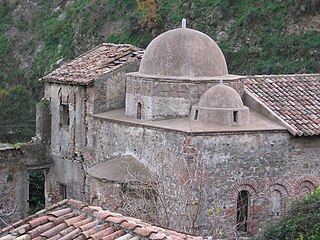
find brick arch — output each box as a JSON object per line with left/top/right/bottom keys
{"left": 260, "top": 179, "right": 291, "bottom": 199}
{"left": 293, "top": 177, "right": 318, "bottom": 196}
{"left": 231, "top": 179, "right": 258, "bottom": 199}
{"left": 270, "top": 183, "right": 289, "bottom": 198}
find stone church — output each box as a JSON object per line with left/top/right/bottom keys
{"left": 35, "top": 25, "right": 320, "bottom": 236}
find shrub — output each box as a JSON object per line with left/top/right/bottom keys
{"left": 256, "top": 187, "right": 320, "bottom": 240}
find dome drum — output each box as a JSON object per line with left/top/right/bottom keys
{"left": 190, "top": 105, "right": 249, "bottom": 127}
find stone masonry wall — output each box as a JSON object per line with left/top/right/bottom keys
{"left": 88, "top": 118, "right": 320, "bottom": 236}
{"left": 92, "top": 62, "right": 140, "bottom": 115}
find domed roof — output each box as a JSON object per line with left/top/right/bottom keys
{"left": 139, "top": 28, "right": 228, "bottom": 77}
{"left": 87, "top": 155, "right": 156, "bottom": 183}
{"left": 199, "top": 84, "right": 244, "bottom": 108}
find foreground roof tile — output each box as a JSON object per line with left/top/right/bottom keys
{"left": 0, "top": 199, "right": 202, "bottom": 240}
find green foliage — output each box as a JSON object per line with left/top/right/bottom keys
{"left": 28, "top": 171, "right": 45, "bottom": 214}
{"left": 256, "top": 187, "right": 320, "bottom": 240}
{"left": 0, "top": 85, "right": 35, "bottom": 142}
{"left": 0, "top": 85, "right": 34, "bottom": 124}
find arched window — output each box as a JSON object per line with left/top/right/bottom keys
{"left": 299, "top": 186, "right": 311, "bottom": 198}
{"left": 237, "top": 190, "right": 249, "bottom": 232}
{"left": 270, "top": 190, "right": 282, "bottom": 216}
{"left": 137, "top": 102, "right": 142, "bottom": 119}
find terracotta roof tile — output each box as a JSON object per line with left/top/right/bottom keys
{"left": 67, "top": 199, "right": 87, "bottom": 209}
{"left": 0, "top": 199, "right": 202, "bottom": 240}
{"left": 81, "top": 228, "right": 98, "bottom": 238}
{"left": 101, "top": 229, "right": 124, "bottom": 240}
{"left": 59, "top": 228, "right": 81, "bottom": 240}
{"left": 60, "top": 225, "right": 76, "bottom": 236}
{"left": 10, "top": 224, "right": 31, "bottom": 236}
{"left": 105, "top": 216, "right": 127, "bottom": 224}
{"left": 48, "top": 212, "right": 78, "bottom": 225}
{"left": 245, "top": 74, "right": 320, "bottom": 136}
{"left": 90, "top": 226, "right": 116, "bottom": 240}
{"left": 28, "top": 216, "right": 49, "bottom": 229}
{"left": 64, "top": 215, "right": 86, "bottom": 226}
{"left": 40, "top": 43, "right": 143, "bottom": 85}
{"left": 149, "top": 232, "right": 167, "bottom": 240}
{"left": 40, "top": 222, "right": 67, "bottom": 238}
{"left": 92, "top": 211, "right": 113, "bottom": 219}
{"left": 74, "top": 235, "right": 87, "bottom": 240}
{"left": 129, "top": 236, "right": 141, "bottom": 240}
{"left": 15, "top": 235, "right": 31, "bottom": 240}
{"left": 73, "top": 217, "right": 94, "bottom": 228}
{"left": 133, "top": 226, "right": 155, "bottom": 237}
{"left": 79, "top": 220, "right": 99, "bottom": 231}
{"left": 117, "top": 233, "right": 134, "bottom": 240}
{"left": 120, "top": 221, "right": 140, "bottom": 230}
{"left": 47, "top": 234, "right": 62, "bottom": 240}
{"left": 48, "top": 207, "right": 72, "bottom": 217}
{"left": 28, "top": 222, "right": 55, "bottom": 238}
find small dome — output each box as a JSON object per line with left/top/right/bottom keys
{"left": 199, "top": 84, "right": 244, "bottom": 108}
{"left": 139, "top": 28, "right": 228, "bottom": 77}
{"left": 87, "top": 155, "right": 156, "bottom": 183}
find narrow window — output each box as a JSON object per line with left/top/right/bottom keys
{"left": 137, "top": 102, "right": 142, "bottom": 119}
{"left": 233, "top": 111, "right": 238, "bottom": 123}
{"left": 59, "top": 183, "right": 67, "bottom": 199}
{"left": 61, "top": 104, "right": 70, "bottom": 126}
{"left": 194, "top": 110, "right": 199, "bottom": 120}
{"left": 237, "top": 190, "right": 249, "bottom": 232}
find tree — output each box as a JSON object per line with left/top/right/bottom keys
{"left": 0, "top": 85, "right": 35, "bottom": 142}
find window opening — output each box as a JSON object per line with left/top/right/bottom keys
{"left": 237, "top": 190, "right": 249, "bottom": 232}
{"left": 233, "top": 111, "right": 238, "bottom": 123}
{"left": 59, "top": 183, "right": 67, "bottom": 199}
{"left": 194, "top": 110, "right": 199, "bottom": 120}
{"left": 137, "top": 102, "right": 142, "bottom": 119}
{"left": 28, "top": 170, "right": 45, "bottom": 214}
{"left": 61, "top": 104, "right": 70, "bottom": 126}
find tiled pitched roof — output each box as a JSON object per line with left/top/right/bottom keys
{"left": 0, "top": 199, "right": 202, "bottom": 240}
{"left": 40, "top": 43, "right": 143, "bottom": 85}
{"left": 245, "top": 74, "right": 320, "bottom": 136}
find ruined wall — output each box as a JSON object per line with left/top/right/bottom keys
{"left": 45, "top": 156, "right": 85, "bottom": 205}
{"left": 88, "top": 119, "right": 320, "bottom": 235}
{"left": 125, "top": 74, "right": 245, "bottom": 120}
{"left": 0, "top": 143, "right": 49, "bottom": 227}
{"left": 43, "top": 83, "right": 87, "bottom": 159}
{"left": 0, "top": 147, "right": 28, "bottom": 227}
{"left": 43, "top": 63, "right": 141, "bottom": 204}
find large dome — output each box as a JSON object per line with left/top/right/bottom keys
{"left": 139, "top": 28, "right": 228, "bottom": 77}
{"left": 199, "top": 84, "right": 244, "bottom": 108}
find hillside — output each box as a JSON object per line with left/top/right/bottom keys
{"left": 0, "top": 0, "right": 319, "bottom": 141}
